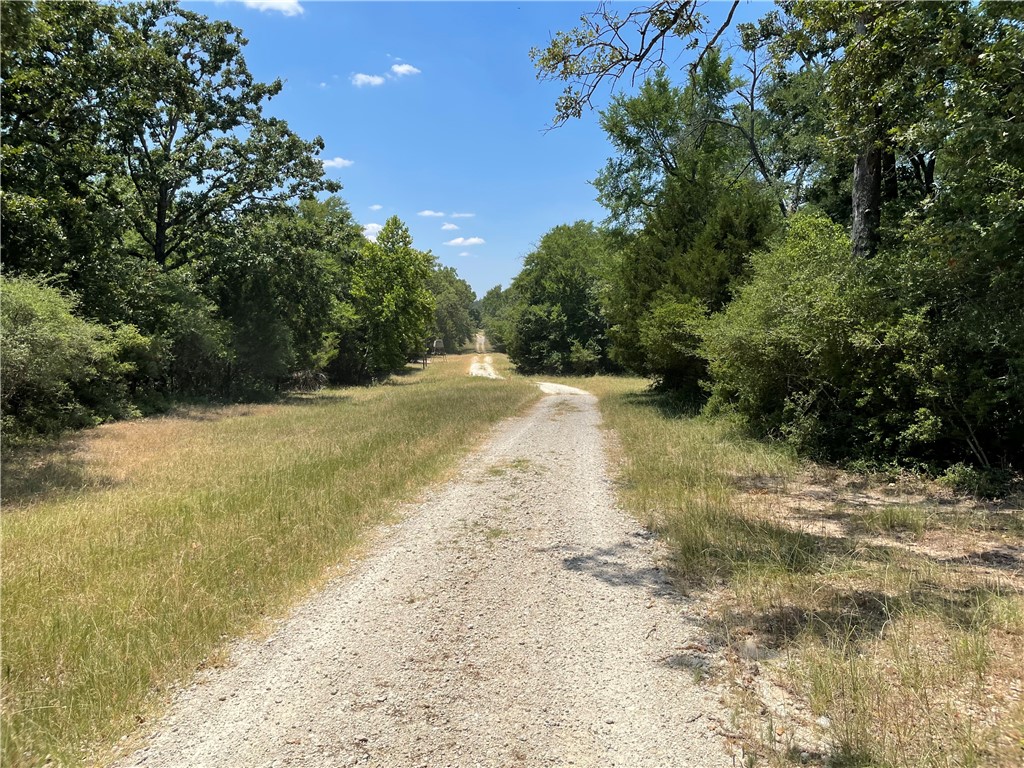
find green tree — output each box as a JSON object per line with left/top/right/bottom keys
{"left": 428, "top": 266, "right": 477, "bottom": 353}
{"left": 1, "top": 0, "right": 127, "bottom": 316}
{"left": 333, "top": 217, "right": 436, "bottom": 382}
{"left": 477, "top": 284, "right": 514, "bottom": 352}
{"left": 103, "top": 1, "right": 337, "bottom": 268}
{"left": 505, "top": 222, "right": 613, "bottom": 375}
{"left": 204, "top": 197, "right": 362, "bottom": 396}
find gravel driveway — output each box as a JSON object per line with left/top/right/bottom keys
{"left": 116, "top": 385, "right": 732, "bottom": 768}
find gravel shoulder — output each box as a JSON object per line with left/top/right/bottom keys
{"left": 115, "top": 387, "right": 732, "bottom": 768}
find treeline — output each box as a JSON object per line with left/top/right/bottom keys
{"left": 488, "top": 1, "right": 1023, "bottom": 483}
{"left": 1, "top": 2, "right": 477, "bottom": 442}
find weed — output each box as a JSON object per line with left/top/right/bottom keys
{"left": 857, "top": 504, "right": 929, "bottom": 537}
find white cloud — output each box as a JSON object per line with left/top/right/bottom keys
{"left": 241, "top": 0, "right": 303, "bottom": 16}
{"left": 450, "top": 212, "right": 475, "bottom": 218}
{"left": 351, "top": 73, "right": 386, "bottom": 88}
{"left": 321, "top": 157, "right": 354, "bottom": 169}
{"left": 319, "top": 82, "right": 327, "bottom": 89}
{"left": 441, "top": 222, "right": 459, "bottom": 231}
{"left": 363, "top": 223, "right": 383, "bottom": 241}
{"left": 390, "top": 63, "right": 421, "bottom": 77}
{"left": 418, "top": 210, "right": 445, "bottom": 217}
{"left": 444, "top": 237, "right": 485, "bottom": 246}
{"left": 369, "top": 204, "right": 383, "bottom": 211}
{"left": 459, "top": 252, "right": 472, "bottom": 257}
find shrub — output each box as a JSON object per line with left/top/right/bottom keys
{"left": 1, "top": 276, "right": 154, "bottom": 441}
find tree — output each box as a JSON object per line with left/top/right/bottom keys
{"left": 530, "top": 1, "right": 739, "bottom": 126}
{"left": 102, "top": 2, "right": 338, "bottom": 268}
{"left": 333, "top": 217, "right": 436, "bottom": 382}
{"left": 1, "top": 0, "right": 124, "bottom": 295}
{"left": 203, "top": 196, "right": 363, "bottom": 396}
{"left": 428, "top": 266, "right": 477, "bottom": 353}
{"left": 505, "top": 222, "right": 613, "bottom": 375}
{"left": 477, "top": 285, "right": 514, "bottom": 352}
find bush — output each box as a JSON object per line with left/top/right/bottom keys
{"left": 702, "top": 211, "right": 859, "bottom": 455}
{"left": 637, "top": 294, "right": 707, "bottom": 392}
{"left": 703, "top": 209, "right": 1024, "bottom": 472}
{"left": 1, "top": 276, "right": 155, "bottom": 441}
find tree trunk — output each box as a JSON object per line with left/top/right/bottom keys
{"left": 881, "top": 149, "right": 898, "bottom": 204}
{"left": 850, "top": 12, "right": 882, "bottom": 260}
{"left": 851, "top": 144, "right": 881, "bottom": 259}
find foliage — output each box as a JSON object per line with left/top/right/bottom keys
{"left": 331, "top": 217, "right": 436, "bottom": 383}
{"left": 703, "top": 210, "right": 1023, "bottom": 469}
{"left": 477, "top": 284, "right": 514, "bottom": 352}
{"left": 599, "top": 54, "right": 781, "bottom": 388}
{"left": 1, "top": 3, "right": 468, "bottom": 439}
{"left": 504, "top": 221, "right": 613, "bottom": 375}
{"left": 536, "top": 1, "right": 1023, "bottom": 475}
{"left": 428, "top": 265, "right": 477, "bottom": 353}
{"left": 0, "top": 277, "right": 156, "bottom": 442}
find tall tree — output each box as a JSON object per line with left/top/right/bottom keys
{"left": 103, "top": 1, "right": 338, "bottom": 268}
{"left": 337, "top": 217, "right": 436, "bottom": 382}
{"left": 428, "top": 266, "right": 477, "bottom": 353}
{"left": 505, "top": 221, "right": 613, "bottom": 375}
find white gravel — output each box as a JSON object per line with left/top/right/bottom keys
{"left": 114, "top": 386, "right": 732, "bottom": 768}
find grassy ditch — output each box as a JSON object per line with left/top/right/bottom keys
{"left": 554, "top": 375, "right": 1023, "bottom": 768}
{"left": 1, "top": 355, "right": 538, "bottom": 767}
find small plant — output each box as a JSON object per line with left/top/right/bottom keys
{"left": 858, "top": 505, "right": 929, "bottom": 537}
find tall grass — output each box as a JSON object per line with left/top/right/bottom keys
{"left": 1, "top": 357, "right": 538, "bottom": 766}
{"left": 549, "top": 374, "right": 1023, "bottom": 768}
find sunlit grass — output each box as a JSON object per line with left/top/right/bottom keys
{"left": 1, "top": 355, "right": 538, "bottom": 767}
{"left": 544, "top": 373, "right": 1024, "bottom": 768}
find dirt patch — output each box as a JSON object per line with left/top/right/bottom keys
{"left": 468, "top": 354, "right": 503, "bottom": 379}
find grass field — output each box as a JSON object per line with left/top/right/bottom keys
{"left": 549, "top": 374, "right": 1024, "bottom": 768}
{"left": 1, "top": 356, "right": 538, "bottom": 767}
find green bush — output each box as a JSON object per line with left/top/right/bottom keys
{"left": 1, "top": 276, "right": 155, "bottom": 441}
{"left": 637, "top": 294, "right": 707, "bottom": 392}
{"left": 703, "top": 209, "right": 1023, "bottom": 471}
{"left": 702, "top": 211, "right": 859, "bottom": 454}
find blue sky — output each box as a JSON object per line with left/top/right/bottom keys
{"left": 185, "top": 1, "right": 766, "bottom": 296}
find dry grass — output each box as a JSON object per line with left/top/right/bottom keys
{"left": 1, "top": 355, "right": 538, "bottom": 767}
{"left": 547, "top": 374, "right": 1024, "bottom": 768}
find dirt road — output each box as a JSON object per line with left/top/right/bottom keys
{"left": 116, "top": 385, "right": 731, "bottom": 767}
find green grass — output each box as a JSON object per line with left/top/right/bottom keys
{"left": 1, "top": 356, "right": 538, "bottom": 767}
{"left": 857, "top": 504, "right": 930, "bottom": 537}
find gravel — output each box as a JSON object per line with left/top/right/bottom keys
{"left": 114, "top": 386, "right": 732, "bottom": 768}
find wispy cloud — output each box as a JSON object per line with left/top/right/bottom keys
{"left": 444, "top": 237, "right": 485, "bottom": 246}
{"left": 459, "top": 252, "right": 472, "bottom": 257}
{"left": 418, "top": 210, "right": 445, "bottom": 217}
{"left": 321, "top": 156, "right": 354, "bottom": 169}
{"left": 391, "top": 64, "right": 421, "bottom": 77}
{"left": 351, "top": 73, "right": 386, "bottom": 88}
{"left": 241, "top": 0, "right": 304, "bottom": 16}
{"left": 441, "top": 222, "right": 459, "bottom": 231}
{"left": 450, "top": 212, "right": 475, "bottom": 218}
{"left": 369, "top": 204, "right": 383, "bottom": 211}
{"left": 363, "top": 223, "right": 383, "bottom": 241}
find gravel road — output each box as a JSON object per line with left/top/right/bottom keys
{"left": 116, "top": 385, "right": 732, "bottom": 768}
